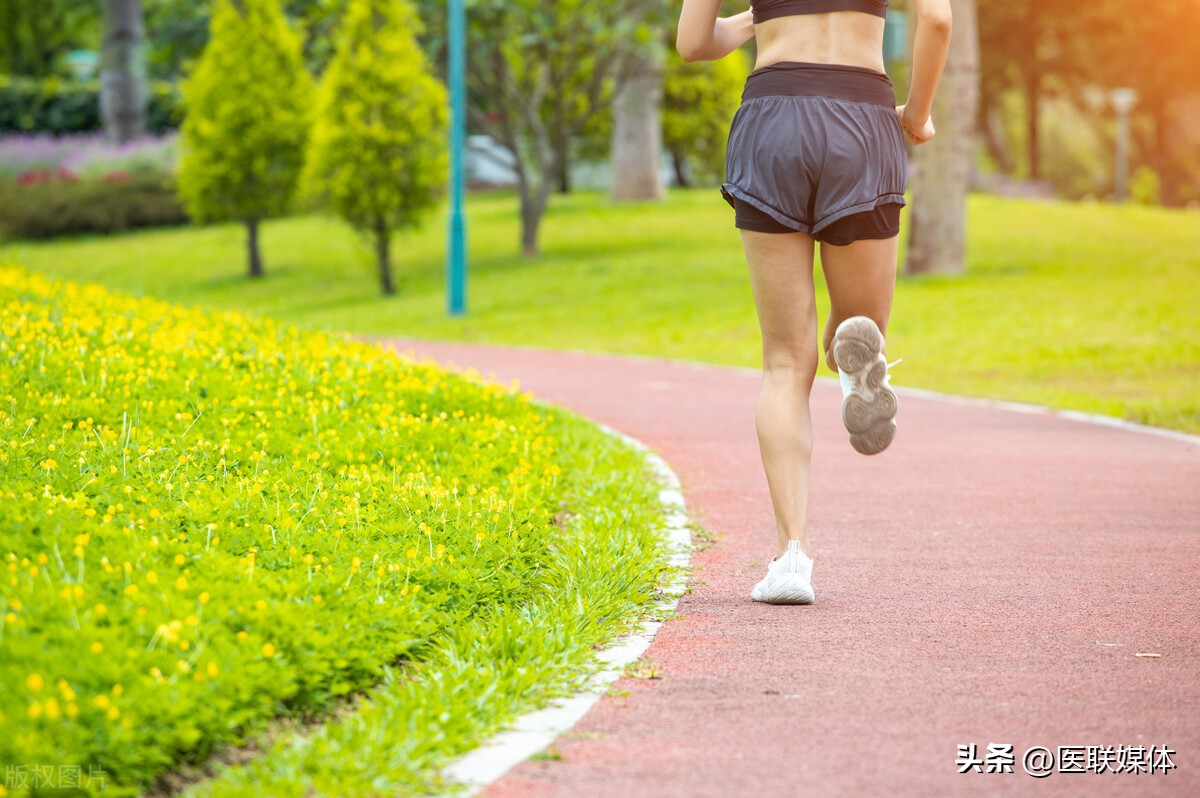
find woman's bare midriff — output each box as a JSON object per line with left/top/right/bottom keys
{"left": 754, "top": 12, "right": 886, "bottom": 73}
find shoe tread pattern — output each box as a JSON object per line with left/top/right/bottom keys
{"left": 834, "top": 317, "right": 898, "bottom": 456}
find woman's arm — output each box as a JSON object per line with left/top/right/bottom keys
{"left": 677, "top": 2, "right": 755, "bottom": 62}
{"left": 898, "top": 0, "right": 952, "bottom": 144}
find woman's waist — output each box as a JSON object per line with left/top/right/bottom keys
{"left": 741, "top": 61, "right": 896, "bottom": 107}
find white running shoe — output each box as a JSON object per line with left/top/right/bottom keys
{"left": 832, "top": 316, "right": 899, "bottom": 456}
{"left": 751, "top": 540, "right": 815, "bottom": 605}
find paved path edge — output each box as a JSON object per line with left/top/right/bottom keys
{"left": 440, "top": 422, "right": 693, "bottom": 795}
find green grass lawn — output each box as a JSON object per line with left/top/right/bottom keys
{"left": 4, "top": 189, "right": 1198, "bottom": 433}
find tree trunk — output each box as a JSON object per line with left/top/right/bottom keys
{"left": 100, "top": 0, "right": 147, "bottom": 144}
{"left": 1152, "top": 104, "right": 1175, "bottom": 206}
{"left": 1024, "top": 1, "right": 1039, "bottom": 180}
{"left": 1025, "top": 70, "right": 1040, "bottom": 180}
{"left": 610, "top": 41, "right": 664, "bottom": 201}
{"left": 979, "top": 104, "right": 1008, "bottom": 174}
{"left": 376, "top": 223, "right": 396, "bottom": 295}
{"left": 554, "top": 136, "right": 571, "bottom": 194}
{"left": 518, "top": 174, "right": 553, "bottom": 257}
{"left": 672, "top": 151, "right": 692, "bottom": 188}
{"left": 246, "top": 218, "right": 264, "bottom": 279}
{"left": 906, "top": 0, "right": 979, "bottom": 276}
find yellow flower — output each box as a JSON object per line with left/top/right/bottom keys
{"left": 262, "top": 643, "right": 276, "bottom": 658}
{"left": 26, "top": 673, "right": 44, "bottom": 691}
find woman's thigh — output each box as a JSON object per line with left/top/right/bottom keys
{"left": 740, "top": 229, "right": 820, "bottom": 375}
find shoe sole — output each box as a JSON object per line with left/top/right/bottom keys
{"left": 752, "top": 574, "right": 815, "bottom": 605}
{"left": 833, "top": 317, "right": 898, "bottom": 456}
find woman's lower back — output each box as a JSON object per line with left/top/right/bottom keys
{"left": 754, "top": 11, "right": 887, "bottom": 72}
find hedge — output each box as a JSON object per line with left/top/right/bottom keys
{"left": 0, "top": 76, "right": 182, "bottom": 135}
{"left": 0, "top": 173, "right": 189, "bottom": 240}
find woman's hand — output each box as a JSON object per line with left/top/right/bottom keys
{"left": 897, "top": 104, "right": 936, "bottom": 145}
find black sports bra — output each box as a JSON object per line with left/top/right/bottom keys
{"left": 752, "top": 0, "right": 887, "bottom": 24}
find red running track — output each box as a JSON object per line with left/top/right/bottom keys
{"left": 370, "top": 337, "right": 1199, "bottom": 798}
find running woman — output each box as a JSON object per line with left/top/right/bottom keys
{"left": 677, "top": 0, "right": 951, "bottom": 604}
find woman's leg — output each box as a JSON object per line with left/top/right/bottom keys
{"left": 740, "top": 229, "right": 819, "bottom": 559}
{"left": 818, "top": 234, "right": 900, "bottom": 373}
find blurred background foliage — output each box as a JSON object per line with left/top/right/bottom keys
{"left": 1, "top": 0, "right": 1197, "bottom": 204}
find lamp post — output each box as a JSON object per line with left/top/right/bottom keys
{"left": 1109, "top": 87, "right": 1138, "bottom": 203}
{"left": 447, "top": 0, "right": 467, "bottom": 315}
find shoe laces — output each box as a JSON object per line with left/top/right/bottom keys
{"left": 882, "top": 357, "right": 902, "bottom": 385}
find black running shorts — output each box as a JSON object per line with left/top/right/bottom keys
{"left": 721, "top": 61, "right": 908, "bottom": 244}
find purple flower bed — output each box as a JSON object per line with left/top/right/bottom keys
{"left": 0, "top": 132, "right": 178, "bottom": 182}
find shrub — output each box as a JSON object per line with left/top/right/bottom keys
{"left": 662, "top": 47, "right": 747, "bottom": 187}
{"left": 0, "top": 172, "right": 189, "bottom": 240}
{"left": 302, "top": 0, "right": 448, "bottom": 296}
{"left": 0, "top": 75, "right": 181, "bottom": 135}
{"left": 1130, "top": 165, "right": 1162, "bottom": 206}
{"left": 178, "top": 0, "right": 315, "bottom": 279}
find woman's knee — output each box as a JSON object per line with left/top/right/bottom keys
{"left": 761, "top": 349, "right": 819, "bottom": 383}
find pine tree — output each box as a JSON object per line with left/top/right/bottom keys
{"left": 178, "top": 0, "right": 314, "bottom": 279}
{"left": 302, "top": 0, "right": 447, "bottom": 296}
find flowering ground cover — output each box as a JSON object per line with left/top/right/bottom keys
{"left": 0, "top": 265, "right": 669, "bottom": 795}
{"left": 0, "top": 133, "right": 179, "bottom": 182}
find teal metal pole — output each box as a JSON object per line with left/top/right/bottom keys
{"left": 447, "top": 0, "right": 467, "bottom": 315}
